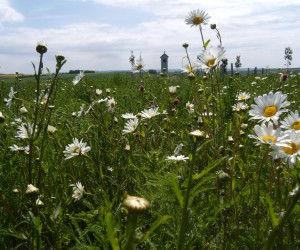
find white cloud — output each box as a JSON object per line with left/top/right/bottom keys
{"left": 0, "top": 0, "right": 24, "bottom": 26}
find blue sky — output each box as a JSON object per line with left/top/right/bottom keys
{"left": 0, "top": 0, "right": 299, "bottom": 73}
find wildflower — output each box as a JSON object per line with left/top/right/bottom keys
{"left": 270, "top": 131, "right": 300, "bottom": 166}
{"left": 169, "top": 86, "right": 177, "bottom": 94}
{"left": 132, "top": 58, "right": 145, "bottom": 73}
{"left": 249, "top": 91, "right": 290, "bottom": 125}
{"left": 174, "top": 143, "right": 184, "bottom": 156}
{"left": 26, "top": 184, "right": 39, "bottom": 194}
{"left": 248, "top": 123, "right": 289, "bottom": 145}
{"left": 106, "top": 98, "right": 116, "bottom": 112}
{"left": 182, "top": 43, "right": 189, "bottom": 48}
{"left": 280, "top": 73, "right": 288, "bottom": 82}
{"left": 140, "top": 107, "right": 160, "bottom": 119}
{"left": 210, "top": 23, "right": 217, "bottom": 29}
{"left": 0, "top": 111, "right": 5, "bottom": 123}
{"left": 280, "top": 111, "right": 300, "bottom": 131}
{"left": 121, "top": 113, "right": 137, "bottom": 119}
{"left": 123, "top": 195, "right": 150, "bottom": 214}
{"left": 5, "top": 87, "right": 16, "bottom": 108}
{"left": 9, "top": 144, "right": 26, "bottom": 152}
{"left": 106, "top": 88, "right": 111, "bottom": 93}
{"left": 190, "top": 130, "right": 205, "bottom": 138}
{"left": 166, "top": 155, "right": 189, "bottom": 162}
{"left": 72, "top": 181, "right": 85, "bottom": 201}
{"left": 97, "top": 98, "right": 108, "bottom": 104}
{"left": 236, "top": 92, "right": 251, "bottom": 101}
{"left": 185, "top": 9, "right": 210, "bottom": 27}
{"left": 289, "top": 185, "right": 299, "bottom": 197}
{"left": 122, "top": 118, "right": 139, "bottom": 135}
{"left": 63, "top": 138, "right": 91, "bottom": 160}
{"left": 47, "top": 125, "right": 57, "bottom": 133}
{"left": 140, "top": 84, "right": 145, "bottom": 92}
{"left": 186, "top": 101, "right": 194, "bottom": 114}
{"left": 173, "top": 98, "right": 179, "bottom": 106}
{"left": 72, "top": 71, "right": 84, "bottom": 85}
{"left": 40, "top": 93, "right": 48, "bottom": 105}
{"left": 181, "top": 64, "right": 197, "bottom": 74}
{"left": 20, "top": 106, "right": 28, "bottom": 115}
{"left": 36, "top": 41, "right": 47, "bottom": 54}
{"left": 36, "top": 196, "right": 44, "bottom": 206}
{"left": 16, "top": 123, "right": 33, "bottom": 140}
{"left": 195, "top": 46, "right": 226, "bottom": 70}
{"left": 232, "top": 102, "right": 249, "bottom": 111}
{"left": 95, "top": 89, "right": 102, "bottom": 96}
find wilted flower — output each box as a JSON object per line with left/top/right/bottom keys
{"left": 63, "top": 138, "right": 91, "bottom": 160}
{"left": 123, "top": 195, "right": 150, "bottom": 214}
{"left": 185, "top": 9, "right": 210, "bottom": 27}
{"left": 72, "top": 181, "right": 85, "bottom": 201}
{"left": 249, "top": 91, "right": 290, "bottom": 125}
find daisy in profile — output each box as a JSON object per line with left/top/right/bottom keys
{"left": 5, "top": 87, "right": 16, "bottom": 108}
{"left": 122, "top": 118, "right": 139, "bottom": 135}
{"left": 63, "top": 138, "right": 91, "bottom": 160}
{"left": 195, "top": 46, "right": 226, "bottom": 70}
{"left": 236, "top": 92, "right": 251, "bottom": 101}
{"left": 280, "top": 110, "right": 300, "bottom": 131}
{"left": 132, "top": 58, "right": 145, "bottom": 73}
{"left": 106, "top": 98, "right": 116, "bottom": 112}
{"left": 269, "top": 131, "right": 300, "bottom": 166}
{"left": 166, "top": 155, "right": 189, "bottom": 162}
{"left": 248, "top": 123, "right": 289, "bottom": 146}
{"left": 121, "top": 113, "right": 137, "bottom": 119}
{"left": 140, "top": 107, "right": 160, "bottom": 119}
{"left": 185, "top": 9, "right": 210, "bottom": 27}
{"left": 16, "top": 122, "right": 33, "bottom": 140}
{"left": 72, "top": 181, "right": 85, "bottom": 201}
{"left": 249, "top": 91, "right": 290, "bottom": 125}
{"left": 181, "top": 64, "right": 197, "bottom": 74}
{"left": 232, "top": 102, "right": 249, "bottom": 112}
{"left": 72, "top": 71, "right": 85, "bottom": 85}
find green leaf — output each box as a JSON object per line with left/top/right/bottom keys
{"left": 105, "top": 213, "right": 120, "bottom": 250}
{"left": 139, "top": 215, "right": 171, "bottom": 244}
{"left": 203, "top": 39, "right": 211, "bottom": 49}
{"left": 193, "top": 157, "right": 226, "bottom": 180}
{"left": 266, "top": 195, "right": 279, "bottom": 227}
{"left": 169, "top": 174, "right": 183, "bottom": 208}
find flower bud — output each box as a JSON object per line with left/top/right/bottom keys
{"left": 36, "top": 41, "right": 47, "bottom": 54}
{"left": 182, "top": 43, "right": 189, "bottom": 48}
{"left": 210, "top": 23, "right": 216, "bottom": 29}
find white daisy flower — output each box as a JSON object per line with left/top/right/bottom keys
{"left": 169, "top": 86, "right": 177, "bottom": 94}
{"left": 249, "top": 91, "right": 290, "bottom": 125}
{"left": 166, "top": 155, "right": 189, "bottom": 162}
{"left": 236, "top": 92, "right": 251, "bottom": 101}
{"left": 16, "top": 122, "right": 33, "bottom": 140}
{"left": 190, "top": 130, "right": 205, "bottom": 138}
{"left": 141, "top": 107, "right": 160, "bottom": 119}
{"left": 132, "top": 58, "right": 145, "bottom": 73}
{"left": 5, "top": 87, "right": 16, "bottom": 108}
{"left": 121, "top": 113, "right": 137, "bottom": 119}
{"left": 122, "top": 118, "right": 139, "bottom": 135}
{"left": 185, "top": 9, "right": 210, "bottom": 27}
{"left": 72, "top": 181, "right": 85, "bottom": 201}
{"left": 72, "top": 71, "right": 85, "bottom": 85}
{"left": 63, "top": 138, "right": 91, "bottom": 160}
{"left": 106, "top": 98, "right": 116, "bottom": 113}
{"left": 20, "top": 106, "right": 28, "bottom": 114}
{"left": 232, "top": 102, "right": 249, "bottom": 112}
{"left": 47, "top": 125, "right": 57, "bottom": 133}
{"left": 280, "top": 111, "right": 300, "bottom": 131}
{"left": 270, "top": 131, "right": 300, "bottom": 166}
{"left": 95, "top": 89, "right": 102, "bottom": 96}
{"left": 181, "top": 64, "right": 197, "bottom": 74}
{"left": 195, "top": 46, "right": 226, "bottom": 70}
{"left": 26, "top": 184, "right": 39, "bottom": 194}
{"left": 248, "top": 123, "right": 289, "bottom": 145}
{"left": 9, "top": 144, "right": 25, "bottom": 152}
{"left": 186, "top": 101, "right": 194, "bottom": 114}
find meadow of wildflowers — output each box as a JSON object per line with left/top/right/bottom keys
{"left": 1, "top": 9, "right": 300, "bottom": 250}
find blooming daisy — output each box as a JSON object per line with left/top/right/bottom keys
{"left": 280, "top": 111, "right": 300, "bottom": 131}
{"left": 5, "top": 87, "right": 16, "bottom": 108}
{"left": 140, "top": 107, "right": 160, "bottom": 119}
{"left": 185, "top": 9, "right": 210, "bottom": 27}
{"left": 169, "top": 86, "right": 177, "bottom": 94}
{"left": 195, "top": 46, "right": 226, "bottom": 70}
{"left": 121, "top": 113, "right": 137, "bottom": 119}
{"left": 132, "top": 58, "right": 145, "bottom": 73}
{"left": 72, "top": 181, "right": 85, "bottom": 201}
{"left": 269, "top": 131, "right": 300, "bottom": 166}
{"left": 166, "top": 155, "right": 189, "bottom": 162}
{"left": 106, "top": 98, "right": 116, "bottom": 113}
{"left": 236, "top": 92, "right": 251, "bottom": 101}
{"left": 181, "top": 64, "right": 197, "bottom": 74}
{"left": 190, "top": 130, "right": 205, "bottom": 138}
{"left": 232, "top": 102, "right": 249, "bottom": 112}
{"left": 16, "top": 123, "right": 33, "bottom": 140}
{"left": 249, "top": 91, "right": 290, "bottom": 125}
{"left": 248, "top": 123, "right": 289, "bottom": 146}
{"left": 122, "top": 118, "right": 139, "bottom": 135}
{"left": 186, "top": 101, "right": 194, "bottom": 114}
{"left": 63, "top": 138, "right": 91, "bottom": 160}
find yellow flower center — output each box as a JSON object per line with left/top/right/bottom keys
{"left": 283, "top": 142, "right": 299, "bottom": 155}
{"left": 292, "top": 121, "right": 300, "bottom": 130}
{"left": 263, "top": 105, "right": 277, "bottom": 117}
{"left": 110, "top": 102, "right": 115, "bottom": 108}
{"left": 263, "top": 135, "right": 276, "bottom": 143}
{"left": 72, "top": 146, "right": 80, "bottom": 154}
{"left": 136, "top": 65, "right": 143, "bottom": 70}
{"left": 207, "top": 58, "right": 216, "bottom": 67}
{"left": 193, "top": 16, "right": 203, "bottom": 25}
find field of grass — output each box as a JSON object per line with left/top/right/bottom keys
{"left": 1, "top": 60, "right": 300, "bottom": 249}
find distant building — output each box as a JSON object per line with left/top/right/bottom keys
{"left": 160, "top": 51, "right": 168, "bottom": 74}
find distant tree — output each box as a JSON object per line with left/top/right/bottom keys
{"left": 284, "top": 47, "right": 293, "bottom": 70}
{"left": 220, "top": 58, "right": 228, "bottom": 75}
{"left": 235, "top": 55, "right": 242, "bottom": 71}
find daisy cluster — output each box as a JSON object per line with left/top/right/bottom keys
{"left": 248, "top": 91, "right": 300, "bottom": 166}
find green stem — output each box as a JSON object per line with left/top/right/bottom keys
{"left": 124, "top": 214, "right": 138, "bottom": 250}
